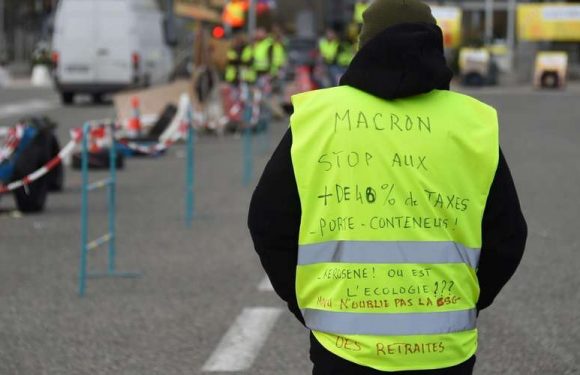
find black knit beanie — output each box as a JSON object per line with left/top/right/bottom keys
{"left": 359, "top": 0, "right": 436, "bottom": 48}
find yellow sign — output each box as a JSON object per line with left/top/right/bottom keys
{"left": 518, "top": 4, "right": 580, "bottom": 41}
{"left": 430, "top": 6, "right": 462, "bottom": 49}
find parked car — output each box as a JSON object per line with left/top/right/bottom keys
{"left": 52, "top": 0, "right": 176, "bottom": 104}
{"left": 0, "top": 118, "right": 64, "bottom": 213}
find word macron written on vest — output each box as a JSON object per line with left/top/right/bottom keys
{"left": 334, "top": 109, "right": 432, "bottom": 134}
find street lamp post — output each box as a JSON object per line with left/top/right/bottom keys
{"left": 506, "top": 0, "right": 516, "bottom": 71}
{"left": 248, "top": 0, "right": 256, "bottom": 40}
{"left": 0, "top": 0, "right": 4, "bottom": 56}
{"left": 485, "top": 0, "right": 494, "bottom": 44}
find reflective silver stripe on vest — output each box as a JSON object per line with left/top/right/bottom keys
{"left": 298, "top": 241, "right": 480, "bottom": 269}
{"left": 303, "top": 308, "right": 477, "bottom": 336}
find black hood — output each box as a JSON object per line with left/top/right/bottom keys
{"left": 340, "top": 23, "right": 453, "bottom": 100}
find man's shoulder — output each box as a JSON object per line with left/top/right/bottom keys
{"left": 441, "top": 90, "right": 497, "bottom": 113}
{"left": 291, "top": 86, "right": 350, "bottom": 107}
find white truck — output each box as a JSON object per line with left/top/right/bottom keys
{"left": 52, "top": 0, "right": 175, "bottom": 104}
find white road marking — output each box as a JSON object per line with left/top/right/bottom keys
{"left": 202, "top": 307, "right": 283, "bottom": 372}
{"left": 257, "top": 275, "right": 274, "bottom": 292}
{"left": 0, "top": 99, "right": 59, "bottom": 119}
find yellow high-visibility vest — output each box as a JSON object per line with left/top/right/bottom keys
{"left": 241, "top": 37, "right": 275, "bottom": 82}
{"left": 253, "top": 37, "right": 273, "bottom": 73}
{"left": 271, "top": 41, "right": 286, "bottom": 75}
{"left": 319, "top": 38, "right": 340, "bottom": 65}
{"left": 337, "top": 42, "right": 355, "bottom": 67}
{"left": 290, "top": 86, "right": 498, "bottom": 371}
{"left": 354, "top": 1, "right": 368, "bottom": 24}
{"left": 241, "top": 45, "right": 257, "bottom": 83}
{"left": 225, "top": 49, "right": 240, "bottom": 83}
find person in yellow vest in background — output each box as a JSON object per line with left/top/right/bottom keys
{"left": 354, "top": 0, "right": 371, "bottom": 28}
{"left": 225, "top": 33, "right": 247, "bottom": 85}
{"left": 335, "top": 35, "right": 355, "bottom": 82}
{"left": 249, "top": 0, "right": 527, "bottom": 374}
{"left": 318, "top": 28, "right": 340, "bottom": 87}
{"left": 319, "top": 28, "right": 340, "bottom": 66}
{"left": 270, "top": 25, "right": 287, "bottom": 79}
{"left": 241, "top": 27, "right": 281, "bottom": 86}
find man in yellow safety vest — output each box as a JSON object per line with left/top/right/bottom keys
{"left": 354, "top": 0, "right": 370, "bottom": 24}
{"left": 319, "top": 28, "right": 340, "bottom": 66}
{"left": 224, "top": 33, "right": 247, "bottom": 85}
{"left": 249, "top": 0, "right": 527, "bottom": 374}
{"left": 271, "top": 25, "right": 288, "bottom": 79}
{"left": 318, "top": 28, "right": 340, "bottom": 87}
{"left": 241, "top": 27, "right": 286, "bottom": 84}
{"left": 334, "top": 35, "right": 355, "bottom": 81}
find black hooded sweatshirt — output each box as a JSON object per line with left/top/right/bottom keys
{"left": 248, "top": 23, "right": 527, "bottom": 374}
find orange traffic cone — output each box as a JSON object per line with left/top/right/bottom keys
{"left": 127, "top": 96, "right": 142, "bottom": 138}
{"left": 296, "top": 66, "right": 315, "bottom": 93}
{"left": 89, "top": 126, "right": 106, "bottom": 153}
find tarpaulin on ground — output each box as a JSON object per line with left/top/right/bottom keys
{"left": 113, "top": 80, "right": 194, "bottom": 125}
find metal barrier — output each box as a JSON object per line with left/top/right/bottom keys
{"left": 242, "top": 86, "right": 255, "bottom": 187}
{"left": 185, "top": 106, "right": 196, "bottom": 227}
{"left": 241, "top": 82, "right": 272, "bottom": 187}
{"left": 79, "top": 121, "right": 139, "bottom": 297}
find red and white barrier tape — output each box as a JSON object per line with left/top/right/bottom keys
{"left": 117, "top": 119, "right": 188, "bottom": 156}
{"left": 0, "top": 129, "right": 81, "bottom": 194}
{"left": 0, "top": 98, "right": 245, "bottom": 194}
{"left": 201, "top": 87, "right": 263, "bottom": 130}
{"left": 0, "top": 124, "right": 24, "bottom": 163}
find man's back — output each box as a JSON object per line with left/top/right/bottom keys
{"left": 289, "top": 85, "right": 498, "bottom": 371}
{"left": 248, "top": 1, "right": 526, "bottom": 373}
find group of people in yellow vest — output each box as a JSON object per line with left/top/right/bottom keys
{"left": 223, "top": 1, "right": 370, "bottom": 88}
{"left": 224, "top": 27, "right": 286, "bottom": 87}
{"left": 318, "top": 0, "right": 370, "bottom": 86}
{"left": 225, "top": 28, "right": 356, "bottom": 89}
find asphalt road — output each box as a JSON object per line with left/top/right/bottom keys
{"left": 0, "top": 84, "right": 578, "bottom": 375}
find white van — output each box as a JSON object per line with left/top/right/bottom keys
{"left": 52, "top": 0, "right": 175, "bottom": 104}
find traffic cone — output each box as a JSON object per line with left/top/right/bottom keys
{"left": 89, "top": 126, "right": 106, "bottom": 153}
{"left": 296, "top": 66, "right": 315, "bottom": 93}
{"left": 127, "top": 96, "right": 142, "bottom": 138}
